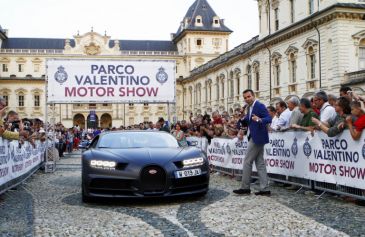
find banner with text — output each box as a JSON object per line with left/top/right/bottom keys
{"left": 207, "top": 131, "right": 365, "bottom": 190}
{"left": 0, "top": 138, "right": 45, "bottom": 188}
{"left": 47, "top": 59, "right": 176, "bottom": 103}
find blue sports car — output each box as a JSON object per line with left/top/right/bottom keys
{"left": 81, "top": 131, "right": 209, "bottom": 202}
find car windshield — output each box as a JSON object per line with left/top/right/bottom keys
{"left": 97, "top": 132, "right": 179, "bottom": 149}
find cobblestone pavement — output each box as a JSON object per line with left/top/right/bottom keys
{"left": 1, "top": 152, "right": 364, "bottom": 237}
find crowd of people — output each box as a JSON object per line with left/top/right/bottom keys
{"left": 165, "top": 86, "right": 365, "bottom": 144}
{"left": 0, "top": 97, "right": 47, "bottom": 147}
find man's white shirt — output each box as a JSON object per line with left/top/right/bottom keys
{"left": 276, "top": 108, "right": 292, "bottom": 130}
{"left": 320, "top": 102, "right": 337, "bottom": 124}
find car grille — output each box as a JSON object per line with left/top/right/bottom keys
{"left": 90, "top": 178, "right": 132, "bottom": 190}
{"left": 140, "top": 165, "right": 166, "bottom": 192}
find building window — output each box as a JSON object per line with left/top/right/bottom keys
{"left": 310, "top": 54, "right": 316, "bottom": 79}
{"left": 18, "top": 64, "right": 24, "bottom": 72}
{"left": 236, "top": 75, "right": 240, "bottom": 95}
{"left": 195, "top": 16, "right": 203, "bottom": 25}
{"left": 214, "top": 19, "right": 219, "bottom": 24}
{"left": 2, "top": 64, "right": 8, "bottom": 72}
{"left": 103, "top": 103, "right": 109, "bottom": 106}
{"left": 196, "top": 39, "right": 202, "bottom": 46}
{"left": 273, "top": 59, "right": 281, "bottom": 86}
{"left": 221, "top": 80, "right": 225, "bottom": 98}
{"left": 289, "top": 53, "right": 297, "bottom": 83}
{"left": 3, "top": 95, "right": 9, "bottom": 106}
{"left": 290, "top": 0, "right": 295, "bottom": 23}
{"left": 216, "top": 79, "right": 220, "bottom": 100}
{"left": 34, "top": 64, "right": 40, "bottom": 72}
{"left": 212, "top": 38, "right": 221, "bottom": 48}
{"left": 34, "top": 95, "right": 40, "bottom": 107}
{"left": 274, "top": 8, "right": 279, "bottom": 31}
{"left": 309, "top": 0, "right": 314, "bottom": 15}
{"left": 18, "top": 94, "right": 24, "bottom": 107}
{"left": 253, "top": 64, "right": 260, "bottom": 91}
{"left": 208, "top": 81, "right": 212, "bottom": 101}
{"left": 229, "top": 80, "right": 234, "bottom": 98}
{"left": 359, "top": 46, "right": 365, "bottom": 70}
{"left": 247, "top": 65, "right": 252, "bottom": 90}
{"left": 128, "top": 103, "right": 134, "bottom": 107}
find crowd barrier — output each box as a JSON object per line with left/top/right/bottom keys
{"left": 189, "top": 130, "right": 365, "bottom": 200}
{"left": 0, "top": 138, "right": 46, "bottom": 195}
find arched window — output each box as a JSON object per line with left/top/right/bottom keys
{"left": 189, "top": 86, "right": 193, "bottom": 106}
{"left": 308, "top": 47, "right": 316, "bottom": 79}
{"left": 285, "top": 46, "right": 298, "bottom": 84}
{"left": 302, "top": 38, "right": 318, "bottom": 80}
{"left": 234, "top": 68, "right": 241, "bottom": 96}
{"left": 252, "top": 62, "right": 260, "bottom": 92}
{"left": 272, "top": 52, "right": 282, "bottom": 87}
{"left": 208, "top": 79, "right": 212, "bottom": 101}
{"left": 216, "top": 77, "right": 220, "bottom": 100}
{"left": 359, "top": 39, "right": 365, "bottom": 69}
{"left": 289, "top": 53, "right": 297, "bottom": 83}
{"left": 219, "top": 74, "right": 225, "bottom": 99}
{"left": 247, "top": 65, "right": 252, "bottom": 89}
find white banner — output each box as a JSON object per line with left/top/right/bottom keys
{"left": 0, "top": 139, "right": 44, "bottom": 188}
{"left": 46, "top": 59, "right": 176, "bottom": 103}
{"left": 207, "top": 131, "right": 365, "bottom": 190}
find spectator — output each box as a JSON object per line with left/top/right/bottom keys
{"left": 267, "top": 106, "right": 279, "bottom": 132}
{"left": 0, "top": 97, "right": 22, "bottom": 140}
{"left": 291, "top": 98, "right": 319, "bottom": 131}
{"left": 328, "top": 94, "right": 338, "bottom": 107}
{"left": 274, "top": 101, "right": 292, "bottom": 131}
{"left": 158, "top": 117, "right": 170, "bottom": 133}
{"left": 339, "top": 86, "right": 353, "bottom": 101}
{"left": 346, "top": 101, "right": 365, "bottom": 140}
{"left": 146, "top": 121, "right": 156, "bottom": 131}
{"left": 312, "top": 97, "right": 351, "bottom": 137}
{"left": 313, "top": 91, "right": 337, "bottom": 126}
{"left": 287, "top": 97, "right": 303, "bottom": 129}
{"left": 66, "top": 129, "right": 74, "bottom": 153}
{"left": 172, "top": 123, "right": 188, "bottom": 147}
{"left": 311, "top": 97, "right": 320, "bottom": 115}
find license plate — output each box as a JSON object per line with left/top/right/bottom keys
{"left": 175, "top": 168, "right": 201, "bottom": 178}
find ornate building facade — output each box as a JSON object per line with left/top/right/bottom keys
{"left": 176, "top": 0, "right": 365, "bottom": 119}
{"left": 1, "top": 0, "right": 365, "bottom": 128}
{"left": 0, "top": 0, "right": 231, "bottom": 128}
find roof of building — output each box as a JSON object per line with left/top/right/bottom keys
{"left": 0, "top": 38, "right": 177, "bottom": 51}
{"left": 173, "top": 0, "right": 232, "bottom": 42}
{"left": 110, "top": 40, "right": 177, "bottom": 51}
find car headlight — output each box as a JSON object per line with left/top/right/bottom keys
{"left": 182, "top": 157, "right": 204, "bottom": 167}
{"left": 90, "top": 160, "right": 116, "bottom": 169}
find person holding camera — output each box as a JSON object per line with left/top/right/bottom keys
{"left": 0, "top": 97, "right": 24, "bottom": 140}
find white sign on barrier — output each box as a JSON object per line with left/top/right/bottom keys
{"left": 0, "top": 139, "right": 44, "bottom": 187}
{"left": 46, "top": 59, "right": 176, "bottom": 103}
{"left": 207, "top": 131, "right": 365, "bottom": 190}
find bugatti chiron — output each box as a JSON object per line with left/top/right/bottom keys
{"left": 81, "top": 131, "right": 209, "bottom": 202}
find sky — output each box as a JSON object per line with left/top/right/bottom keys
{"left": 0, "top": 0, "right": 259, "bottom": 50}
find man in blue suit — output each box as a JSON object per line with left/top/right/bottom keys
{"left": 233, "top": 89, "right": 272, "bottom": 196}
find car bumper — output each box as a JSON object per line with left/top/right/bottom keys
{"left": 82, "top": 167, "right": 209, "bottom": 198}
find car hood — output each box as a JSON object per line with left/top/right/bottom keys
{"left": 96, "top": 147, "right": 186, "bottom": 165}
